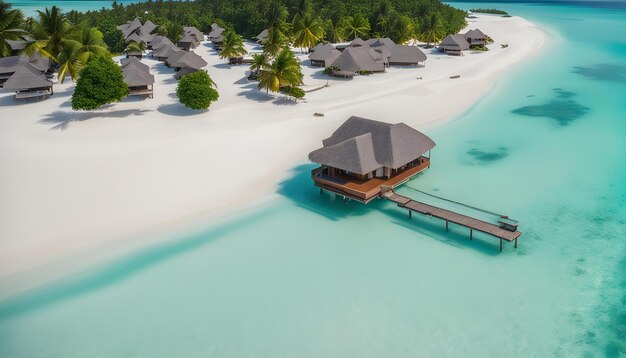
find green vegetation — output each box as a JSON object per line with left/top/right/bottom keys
{"left": 470, "top": 8, "right": 509, "bottom": 16}
{"left": 470, "top": 45, "right": 488, "bottom": 52}
{"left": 248, "top": 52, "right": 270, "bottom": 80}
{"left": 280, "top": 86, "right": 305, "bottom": 100}
{"left": 176, "top": 71, "right": 219, "bottom": 110}
{"left": 0, "top": 1, "right": 25, "bottom": 57}
{"left": 219, "top": 30, "right": 247, "bottom": 64}
{"left": 292, "top": 13, "right": 324, "bottom": 51}
{"left": 258, "top": 48, "right": 303, "bottom": 96}
{"left": 71, "top": 56, "right": 128, "bottom": 110}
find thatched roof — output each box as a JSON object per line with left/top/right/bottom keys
{"left": 175, "top": 67, "right": 201, "bottom": 79}
{"left": 3, "top": 63, "right": 52, "bottom": 90}
{"left": 170, "top": 51, "right": 207, "bottom": 69}
{"left": 464, "top": 28, "right": 487, "bottom": 40}
{"left": 256, "top": 29, "right": 269, "bottom": 43}
{"left": 208, "top": 24, "right": 225, "bottom": 39}
{"left": 178, "top": 34, "right": 199, "bottom": 45}
{"left": 439, "top": 34, "right": 470, "bottom": 50}
{"left": 184, "top": 26, "right": 204, "bottom": 41}
{"left": 310, "top": 133, "right": 381, "bottom": 174}
{"left": 308, "top": 43, "right": 341, "bottom": 63}
{"left": 154, "top": 45, "right": 181, "bottom": 59}
{"left": 309, "top": 116, "right": 436, "bottom": 173}
{"left": 330, "top": 47, "right": 385, "bottom": 73}
{"left": 28, "top": 52, "right": 50, "bottom": 72}
{"left": 165, "top": 50, "right": 187, "bottom": 66}
{"left": 152, "top": 37, "right": 175, "bottom": 51}
{"left": 367, "top": 38, "right": 395, "bottom": 47}
{"left": 125, "top": 32, "right": 145, "bottom": 44}
{"left": 123, "top": 68, "right": 154, "bottom": 87}
{"left": 388, "top": 45, "right": 427, "bottom": 64}
{"left": 120, "top": 56, "right": 149, "bottom": 72}
{"left": 140, "top": 20, "right": 157, "bottom": 36}
{"left": 0, "top": 55, "right": 28, "bottom": 74}
{"left": 349, "top": 38, "right": 367, "bottom": 47}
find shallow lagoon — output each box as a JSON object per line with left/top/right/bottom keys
{"left": 1, "top": 2, "right": 626, "bottom": 357}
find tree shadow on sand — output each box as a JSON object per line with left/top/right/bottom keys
{"left": 157, "top": 103, "right": 205, "bottom": 117}
{"left": 39, "top": 108, "right": 152, "bottom": 130}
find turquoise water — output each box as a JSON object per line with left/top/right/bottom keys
{"left": 11, "top": 0, "right": 148, "bottom": 16}
{"left": 2, "top": 3, "right": 626, "bottom": 357}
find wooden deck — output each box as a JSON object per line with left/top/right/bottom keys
{"left": 312, "top": 158, "right": 430, "bottom": 203}
{"left": 382, "top": 190, "right": 521, "bottom": 252}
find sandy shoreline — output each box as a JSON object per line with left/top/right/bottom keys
{"left": 0, "top": 14, "right": 546, "bottom": 295}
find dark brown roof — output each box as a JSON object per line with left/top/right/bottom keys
{"left": 170, "top": 52, "right": 207, "bottom": 69}
{"left": 388, "top": 45, "right": 427, "bottom": 64}
{"left": 120, "top": 56, "right": 149, "bottom": 72}
{"left": 330, "top": 47, "right": 385, "bottom": 73}
{"left": 309, "top": 116, "right": 436, "bottom": 173}
{"left": 308, "top": 43, "right": 341, "bottom": 63}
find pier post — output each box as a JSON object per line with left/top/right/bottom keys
{"left": 470, "top": 229, "right": 472, "bottom": 241}
{"left": 320, "top": 188, "right": 323, "bottom": 196}
{"left": 499, "top": 239, "right": 503, "bottom": 252}
{"left": 409, "top": 210, "right": 412, "bottom": 219}
{"left": 515, "top": 238, "right": 518, "bottom": 249}
{"left": 445, "top": 220, "right": 448, "bottom": 232}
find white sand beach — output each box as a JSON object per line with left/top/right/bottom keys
{"left": 0, "top": 14, "right": 545, "bottom": 289}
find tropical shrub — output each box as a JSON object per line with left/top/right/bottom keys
{"left": 71, "top": 56, "right": 128, "bottom": 110}
{"left": 176, "top": 71, "right": 219, "bottom": 110}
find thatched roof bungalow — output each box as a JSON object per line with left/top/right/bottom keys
{"left": 464, "top": 28, "right": 488, "bottom": 47}
{"left": 309, "top": 116, "right": 435, "bottom": 203}
{"left": 120, "top": 56, "right": 149, "bottom": 72}
{"left": 154, "top": 45, "right": 181, "bottom": 61}
{"left": 439, "top": 34, "right": 470, "bottom": 55}
{"left": 330, "top": 47, "right": 386, "bottom": 77}
{"left": 256, "top": 29, "right": 269, "bottom": 44}
{"left": 3, "top": 63, "right": 54, "bottom": 100}
{"left": 184, "top": 26, "right": 204, "bottom": 42}
{"left": 308, "top": 43, "right": 341, "bottom": 67}
{"left": 177, "top": 34, "right": 200, "bottom": 51}
{"left": 170, "top": 52, "right": 207, "bottom": 70}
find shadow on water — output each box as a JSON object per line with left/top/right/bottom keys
{"left": 572, "top": 64, "right": 626, "bottom": 84}
{"left": 0, "top": 210, "right": 271, "bottom": 320}
{"left": 278, "top": 164, "right": 506, "bottom": 255}
{"left": 511, "top": 88, "right": 590, "bottom": 126}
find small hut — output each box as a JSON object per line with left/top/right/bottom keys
{"left": 177, "top": 34, "right": 199, "bottom": 51}
{"left": 308, "top": 43, "right": 341, "bottom": 67}
{"left": 123, "top": 63, "right": 154, "bottom": 98}
{"left": 154, "top": 45, "right": 181, "bottom": 62}
{"left": 439, "top": 35, "right": 470, "bottom": 55}
{"left": 165, "top": 50, "right": 187, "bottom": 67}
{"left": 120, "top": 56, "right": 149, "bottom": 72}
{"left": 170, "top": 52, "right": 207, "bottom": 71}
{"left": 3, "top": 63, "right": 53, "bottom": 100}
{"left": 175, "top": 67, "right": 201, "bottom": 79}
{"left": 387, "top": 45, "right": 427, "bottom": 66}
{"left": 330, "top": 47, "right": 386, "bottom": 77}
{"left": 464, "top": 29, "right": 488, "bottom": 47}
{"left": 208, "top": 23, "right": 225, "bottom": 43}
{"left": 183, "top": 26, "right": 204, "bottom": 43}
{"left": 0, "top": 55, "right": 28, "bottom": 86}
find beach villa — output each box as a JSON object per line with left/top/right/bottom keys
{"left": 3, "top": 62, "right": 53, "bottom": 100}
{"left": 308, "top": 43, "right": 341, "bottom": 67}
{"left": 464, "top": 28, "right": 488, "bottom": 47}
{"left": 439, "top": 34, "right": 470, "bottom": 55}
{"left": 208, "top": 23, "right": 225, "bottom": 48}
{"left": 309, "top": 116, "right": 435, "bottom": 203}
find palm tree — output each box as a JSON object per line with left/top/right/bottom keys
{"left": 342, "top": 15, "right": 370, "bottom": 40}
{"left": 219, "top": 30, "right": 247, "bottom": 64}
{"left": 0, "top": 1, "right": 27, "bottom": 57}
{"left": 389, "top": 14, "right": 415, "bottom": 44}
{"left": 292, "top": 13, "right": 324, "bottom": 52}
{"left": 324, "top": 18, "right": 345, "bottom": 43}
{"left": 262, "top": 28, "right": 286, "bottom": 57}
{"left": 248, "top": 52, "right": 269, "bottom": 80}
{"left": 263, "top": 1, "right": 288, "bottom": 29}
{"left": 291, "top": 0, "right": 311, "bottom": 19}
{"left": 70, "top": 25, "right": 107, "bottom": 60}
{"left": 164, "top": 22, "right": 183, "bottom": 43}
{"left": 257, "top": 48, "right": 302, "bottom": 95}
{"left": 55, "top": 39, "right": 85, "bottom": 83}
{"left": 124, "top": 40, "right": 144, "bottom": 55}
{"left": 420, "top": 13, "right": 442, "bottom": 47}
{"left": 30, "top": 6, "right": 70, "bottom": 58}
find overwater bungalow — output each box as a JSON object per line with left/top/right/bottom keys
{"left": 308, "top": 43, "right": 341, "bottom": 67}
{"left": 330, "top": 47, "right": 386, "bottom": 77}
{"left": 3, "top": 63, "right": 54, "bottom": 100}
{"left": 439, "top": 35, "right": 470, "bottom": 55}
{"left": 464, "top": 28, "right": 488, "bottom": 47}
{"left": 309, "top": 116, "right": 435, "bottom": 203}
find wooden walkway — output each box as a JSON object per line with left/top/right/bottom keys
{"left": 381, "top": 191, "right": 521, "bottom": 252}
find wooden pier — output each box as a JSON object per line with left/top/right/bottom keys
{"left": 381, "top": 190, "right": 521, "bottom": 252}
